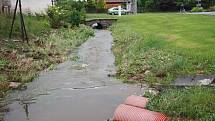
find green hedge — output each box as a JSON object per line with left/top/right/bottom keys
{"left": 191, "top": 7, "right": 204, "bottom": 12}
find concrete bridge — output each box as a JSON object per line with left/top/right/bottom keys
{"left": 85, "top": 18, "right": 117, "bottom": 29}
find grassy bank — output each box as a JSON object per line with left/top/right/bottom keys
{"left": 0, "top": 14, "right": 50, "bottom": 39}
{"left": 0, "top": 15, "right": 93, "bottom": 96}
{"left": 146, "top": 87, "right": 215, "bottom": 121}
{"left": 111, "top": 13, "right": 215, "bottom": 85}
{"left": 111, "top": 13, "right": 215, "bottom": 120}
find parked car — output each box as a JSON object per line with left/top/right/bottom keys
{"left": 108, "top": 7, "right": 127, "bottom": 15}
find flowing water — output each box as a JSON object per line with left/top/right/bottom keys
{"left": 1, "top": 30, "right": 143, "bottom": 121}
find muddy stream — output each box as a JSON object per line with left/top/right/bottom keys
{"left": 0, "top": 30, "right": 143, "bottom": 121}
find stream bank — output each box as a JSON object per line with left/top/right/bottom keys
{"left": 1, "top": 30, "right": 143, "bottom": 121}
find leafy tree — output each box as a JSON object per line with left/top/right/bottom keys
{"left": 86, "top": 0, "right": 96, "bottom": 8}
{"left": 158, "top": 0, "right": 177, "bottom": 11}
{"left": 145, "top": 0, "right": 158, "bottom": 11}
{"left": 86, "top": 0, "right": 97, "bottom": 13}
{"left": 137, "top": 0, "right": 215, "bottom": 12}
{"left": 96, "top": 0, "right": 106, "bottom": 9}
{"left": 137, "top": 0, "right": 145, "bottom": 12}
{"left": 175, "top": 0, "right": 196, "bottom": 10}
{"left": 201, "top": 0, "right": 215, "bottom": 8}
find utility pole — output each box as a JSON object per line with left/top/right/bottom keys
{"left": 9, "top": 0, "right": 28, "bottom": 43}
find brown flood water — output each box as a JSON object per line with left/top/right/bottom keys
{"left": 1, "top": 30, "right": 144, "bottom": 121}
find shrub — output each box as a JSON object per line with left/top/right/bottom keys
{"left": 95, "top": 0, "right": 106, "bottom": 13}
{"left": 47, "top": 6, "right": 64, "bottom": 28}
{"left": 137, "top": 0, "right": 202, "bottom": 12}
{"left": 191, "top": 7, "right": 204, "bottom": 12}
{"left": 57, "top": 0, "right": 86, "bottom": 27}
{"left": 69, "top": 10, "right": 82, "bottom": 27}
{"left": 47, "top": 1, "right": 86, "bottom": 28}
{"left": 207, "top": 5, "right": 215, "bottom": 11}
{"left": 96, "top": 0, "right": 105, "bottom": 9}
{"left": 86, "top": 0, "right": 97, "bottom": 13}
{"left": 158, "top": 0, "right": 177, "bottom": 11}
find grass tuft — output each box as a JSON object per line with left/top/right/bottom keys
{"left": 146, "top": 87, "right": 215, "bottom": 121}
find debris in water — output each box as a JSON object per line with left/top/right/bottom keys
{"left": 81, "top": 64, "right": 88, "bottom": 68}
{"left": 144, "top": 70, "right": 151, "bottom": 75}
{"left": 198, "top": 79, "right": 213, "bottom": 85}
{"left": 174, "top": 75, "right": 215, "bottom": 86}
{"left": 70, "top": 63, "right": 88, "bottom": 70}
{"left": 91, "top": 23, "right": 98, "bottom": 28}
{"left": 9, "top": 82, "right": 22, "bottom": 89}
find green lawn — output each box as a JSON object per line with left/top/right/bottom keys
{"left": 111, "top": 13, "right": 215, "bottom": 84}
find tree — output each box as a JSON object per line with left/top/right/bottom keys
{"left": 137, "top": 0, "right": 145, "bottom": 12}
{"left": 158, "top": 0, "right": 177, "bottom": 11}
{"left": 86, "top": 0, "right": 96, "bottom": 13}
{"left": 96, "top": 0, "right": 105, "bottom": 9}
{"left": 201, "top": 0, "right": 215, "bottom": 8}
{"left": 175, "top": 0, "right": 196, "bottom": 10}
{"left": 145, "top": 0, "right": 158, "bottom": 11}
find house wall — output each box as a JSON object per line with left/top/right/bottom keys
{"left": 10, "top": 0, "right": 51, "bottom": 13}
{"left": 105, "top": 3, "right": 121, "bottom": 9}
{"left": 105, "top": 0, "right": 137, "bottom": 13}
